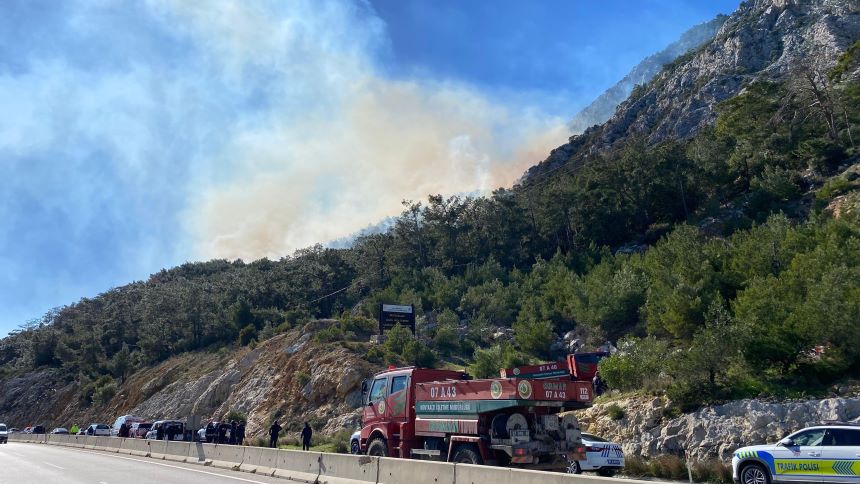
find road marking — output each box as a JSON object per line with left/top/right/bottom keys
{"left": 73, "top": 450, "right": 271, "bottom": 483}
{"left": 43, "top": 461, "right": 65, "bottom": 470}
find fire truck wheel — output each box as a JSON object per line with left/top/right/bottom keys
{"left": 367, "top": 436, "right": 388, "bottom": 457}
{"left": 451, "top": 444, "right": 483, "bottom": 465}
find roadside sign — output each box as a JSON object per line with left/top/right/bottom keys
{"left": 379, "top": 304, "right": 415, "bottom": 334}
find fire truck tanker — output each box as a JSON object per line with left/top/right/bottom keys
{"left": 357, "top": 360, "right": 595, "bottom": 471}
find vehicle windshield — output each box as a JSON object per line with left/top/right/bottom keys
{"left": 582, "top": 433, "right": 609, "bottom": 442}
{"left": 0, "top": 425, "right": 6, "bottom": 432}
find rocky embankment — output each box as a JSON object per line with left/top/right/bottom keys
{"left": 0, "top": 322, "right": 378, "bottom": 441}
{"left": 576, "top": 393, "right": 860, "bottom": 462}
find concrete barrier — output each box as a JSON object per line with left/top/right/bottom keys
{"left": 208, "top": 443, "right": 246, "bottom": 471}
{"left": 319, "top": 452, "right": 378, "bottom": 484}
{"left": 7, "top": 437, "right": 653, "bottom": 484}
{"left": 148, "top": 439, "right": 169, "bottom": 460}
{"left": 84, "top": 436, "right": 99, "bottom": 450}
{"left": 163, "top": 440, "right": 191, "bottom": 463}
{"left": 187, "top": 441, "right": 213, "bottom": 465}
{"left": 456, "top": 464, "right": 512, "bottom": 484}
{"left": 239, "top": 447, "right": 279, "bottom": 476}
{"left": 102, "top": 437, "right": 123, "bottom": 452}
{"left": 121, "top": 438, "right": 151, "bottom": 457}
{"left": 273, "top": 450, "right": 322, "bottom": 482}
{"left": 378, "top": 457, "right": 455, "bottom": 484}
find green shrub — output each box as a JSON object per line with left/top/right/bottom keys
{"left": 433, "top": 325, "right": 459, "bottom": 356}
{"left": 606, "top": 403, "right": 625, "bottom": 421}
{"left": 470, "top": 342, "right": 527, "bottom": 378}
{"left": 238, "top": 324, "right": 257, "bottom": 346}
{"left": 315, "top": 325, "right": 344, "bottom": 343}
{"left": 402, "top": 339, "right": 436, "bottom": 367}
{"left": 816, "top": 177, "right": 853, "bottom": 202}
{"left": 296, "top": 371, "right": 311, "bottom": 387}
{"left": 512, "top": 318, "right": 554, "bottom": 358}
{"left": 599, "top": 336, "right": 671, "bottom": 392}
{"left": 223, "top": 409, "right": 247, "bottom": 423}
{"left": 382, "top": 324, "right": 412, "bottom": 354}
{"left": 661, "top": 405, "right": 682, "bottom": 420}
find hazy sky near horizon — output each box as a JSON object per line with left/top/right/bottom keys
{"left": 0, "top": 0, "right": 739, "bottom": 334}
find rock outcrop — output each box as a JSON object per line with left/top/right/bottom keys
{"left": 576, "top": 393, "right": 860, "bottom": 462}
{"left": 569, "top": 15, "right": 728, "bottom": 134}
{"left": 0, "top": 324, "right": 378, "bottom": 441}
{"left": 527, "top": 0, "right": 860, "bottom": 179}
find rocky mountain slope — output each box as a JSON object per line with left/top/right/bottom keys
{"left": 576, "top": 391, "right": 860, "bottom": 461}
{"left": 0, "top": 323, "right": 377, "bottom": 440}
{"left": 530, "top": 0, "right": 860, "bottom": 177}
{"left": 569, "top": 15, "right": 727, "bottom": 134}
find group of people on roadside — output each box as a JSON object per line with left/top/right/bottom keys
{"left": 206, "top": 420, "right": 246, "bottom": 445}
{"left": 269, "top": 420, "right": 313, "bottom": 451}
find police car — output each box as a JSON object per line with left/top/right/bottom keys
{"left": 569, "top": 432, "right": 625, "bottom": 476}
{"left": 733, "top": 422, "right": 860, "bottom": 484}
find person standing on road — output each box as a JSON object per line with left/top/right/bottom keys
{"left": 119, "top": 422, "right": 129, "bottom": 438}
{"left": 217, "top": 423, "right": 227, "bottom": 444}
{"left": 156, "top": 424, "right": 165, "bottom": 441}
{"left": 269, "top": 420, "right": 282, "bottom": 448}
{"left": 300, "top": 422, "right": 312, "bottom": 451}
{"left": 236, "top": 421, "right": 246, "bottom": 446}
{"left": 229, "top": 421, "right": 237, "bottom": 445}
{"left": 70, "top": 424, "right": 80, "bottom": 435}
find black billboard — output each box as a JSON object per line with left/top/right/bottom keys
{"left": 379, "top": 304, "right": 415, "bottom": 334}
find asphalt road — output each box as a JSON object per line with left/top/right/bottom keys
{"left": 0, "top": 442, "right": 287, "bottom": 484}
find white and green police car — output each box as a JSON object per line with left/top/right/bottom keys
{"left": 733, "top": 423, "right": 860, "bottom": 484}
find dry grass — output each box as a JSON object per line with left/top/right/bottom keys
{"left": 625, "top": 455, "right": 731, "bottom": 483}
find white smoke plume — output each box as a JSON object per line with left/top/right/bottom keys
{"left": 159, "top": 0, "right": 570, "bottom": 261}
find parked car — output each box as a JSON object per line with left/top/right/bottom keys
{"left": 31, "top": 425, "right": 46, "bottom": 434}
{"left": 8, "top": 428, "right": 19, "bottom": 434}
{"left": 85, "top": 424, "right": 111, "bottom": 436}
{"left": 733, "top": 422, "right": 860, "bottom": 484}
{"left": 50, "top": 428, "right": 69, "bottom": 435}
{"left": 0, "top": 423, "right": 8, "bottom": 443}
{"left": 145, "top": 420, "right": 185, "bottom": 441}
{"left": 569, "top": 432, "right": 625, "bottom": 476}
{"left": 111, "top": 415, "right": 145, "bottom": 437}
{"left": 350, "top": 430, "right": 360, "bottom": 454}
{"left": 129, "top": 422, "right": 152, "bottom": 439}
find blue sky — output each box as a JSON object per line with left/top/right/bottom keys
{"left": 0, "top": 0, "right": 739, "bottom": 335}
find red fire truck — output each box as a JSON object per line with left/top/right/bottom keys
{"left": 357, "top": 364, "right": 594, "bottom": 470}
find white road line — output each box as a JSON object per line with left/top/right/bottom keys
{"left": 73, "top": 450, "right": 270, "bottom": 484}
{"left": 43, "top": 461, "right": 65, "bottom": 470}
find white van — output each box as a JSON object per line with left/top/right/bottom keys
{"left": 0, "top": 423, "right": 8, "bottom": 444}
{"left": 111, "top": 415, "right": 145, "bottom": 437}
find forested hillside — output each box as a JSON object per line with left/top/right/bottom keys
{"left": 2, "top": 2, "right": 859, "bottom": 423}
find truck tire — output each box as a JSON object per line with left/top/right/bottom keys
{"left": 367, "top": 436, "right": 388, "bottom": 457}
{"left": 451, "top": 444, "right": 483, "bottom": 465}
